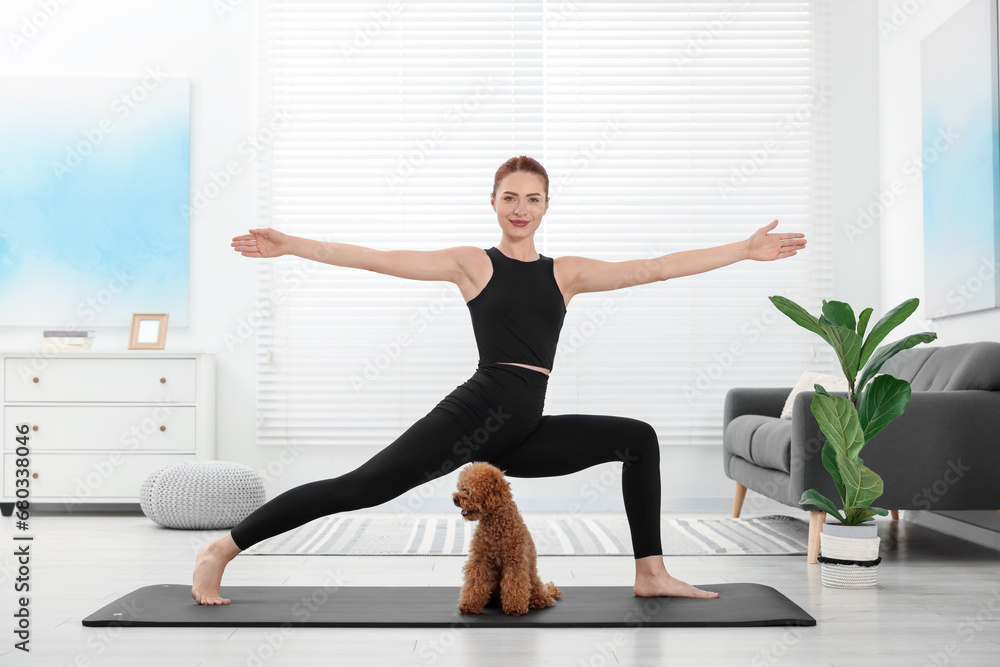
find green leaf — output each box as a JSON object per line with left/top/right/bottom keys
{"left": 858, "top": 298, "right": 920, "bottom": 370}
{"left": 810, "top": 393, "right": 866, "bottom": 459}
{"left": 835, "top": 452, "right": 884, "bottom": 509}
{"left": 814, "top": 384, "right": 832, "bottom": 397}
{"left": 769, "top": 296, "right": 830, "bottom": 344}
{"left": 844, "top": 507, "right": 878, "bottom": 525}
{"left": 817, "top": 319, "right": 862, "bottom": 385}
{"left": 821, "top": 439, "right": 845, "bottom": 501}
{"left": 848, "top": 505, "right": 889, "bottom": 516}
{"left": 821, "top": 300, "right": 856, "bottom": 331}
{"left": 858, "top": 374, "right": 912, "bottom": 442}
{"left": 856, "top": 332, "right": 938, "bottom": 394}
{"left": 856, "top": 307, "right": 873, "bottom": 339}
{"left": 800, "top": 489, "right": 844, "bottom": 522}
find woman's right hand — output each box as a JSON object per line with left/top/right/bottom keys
{"left": 231, "top": 228, "right": 291, "bottom": 258}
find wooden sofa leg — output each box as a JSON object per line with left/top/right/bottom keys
{"left": 891, "top": 510, "right": 899, "bottom": 521}
{"left": 807, "top": 511, "right": 825, "bottom": 564}
{"left": 732, "top": 482, "right": 747, "bottom": 519}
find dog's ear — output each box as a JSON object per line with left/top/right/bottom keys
{"left": 482, "top": 473, "right": 513, "bottom": 513}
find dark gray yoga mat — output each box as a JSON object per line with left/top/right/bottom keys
{"left": 83, "top": 583, "right": 815, "bottom": 628}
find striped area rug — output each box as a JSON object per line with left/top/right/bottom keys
{"left": 239, "top": 513, "right": 808, "bottom": 556}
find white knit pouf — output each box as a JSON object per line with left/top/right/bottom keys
{"left": 140, "top": 461, "right": 266, "bottom": 530}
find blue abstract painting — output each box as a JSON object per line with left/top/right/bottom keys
{"left": 920, "top": 0, "right": 1000, "bottom": 318}
{"left": 0, "top": 75, "right": 190, "bottom": 328}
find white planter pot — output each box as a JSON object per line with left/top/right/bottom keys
{"left": 819, "top": 522, "right": 880, "bottom": 588}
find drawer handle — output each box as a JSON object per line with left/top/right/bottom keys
{"left": 33, "top": 377, "right": 39, "bottom": 383}
{"left": 160, "top": 426, "right": 166, "bottom": 432}
{"left": 160, "top": 377, "right": 166, "bottom": 383}
{"left": 32, "top": 425, "right": 38, "bottom": 431}
{"left": 32, "top": 473, "right": 38, "bottom": 479}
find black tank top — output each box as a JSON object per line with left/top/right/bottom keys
{"left": 466, "top": 246, "right": 567, "bottom": 370}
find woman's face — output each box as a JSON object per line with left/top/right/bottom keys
{"left": 491, "top": 172, "right": 549, "bottom": 237}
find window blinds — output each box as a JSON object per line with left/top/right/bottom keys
{"left": 254, "top": 0, "right": 834, "bottom": 447}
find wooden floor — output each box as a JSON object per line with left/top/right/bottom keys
{"left": 2, "top": 508, "right": 999, "bottom": 667}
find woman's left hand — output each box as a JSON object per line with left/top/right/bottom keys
{"left": 747, "top": 219, "right": 807, "bottom": 261}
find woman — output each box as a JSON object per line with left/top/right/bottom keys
{"left": 192, "top": 155, "right": 806, "bottom": 605}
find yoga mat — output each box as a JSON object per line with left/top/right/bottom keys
{"left": 83, "top": 583, "right": 815, "bottom": 628}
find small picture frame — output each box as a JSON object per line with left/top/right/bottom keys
{"left": 128, "top": 313, "right": 169, "bottom": 350}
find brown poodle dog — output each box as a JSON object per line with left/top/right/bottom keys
{"left": 452, "top": 461, "right": 562, "bottom": 616}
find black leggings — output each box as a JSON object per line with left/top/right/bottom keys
{"left": 230, "top": 362, "right": 664, "bottom": 559}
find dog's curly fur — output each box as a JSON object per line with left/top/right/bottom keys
{"left": 452, "top": 461, "right": 562, "bottom": 616}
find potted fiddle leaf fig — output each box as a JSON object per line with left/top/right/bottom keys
{"left": 769, "top": 296, "right": 937, "bottom": 588}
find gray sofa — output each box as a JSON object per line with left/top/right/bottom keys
{"left": 723, "top": 341, "right": 1000, "bottom": 562}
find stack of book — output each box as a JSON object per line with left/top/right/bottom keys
{"left": 42, "top": 330, "right": 96, "bottom": 350}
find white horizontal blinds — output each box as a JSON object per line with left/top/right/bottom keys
{"left": 255, "top": 1, "right": 545, "bottom": 446}
{"left": 255, "top": 0, "right": 834, "bottom": 448}
{"left": 540, "top": 1, "right": 835, "bottom": 445}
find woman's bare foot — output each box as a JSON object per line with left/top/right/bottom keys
{"left": 633, "top": 555, "right": 719, "bottom": 598}
{"left": 191, "top": 533, "right": 242, "bottom": 605}
{"left": 633, "top": 572, "right": 719, "bottom": 598}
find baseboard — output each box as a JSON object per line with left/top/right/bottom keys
{"left": 904, "top": 510, "right": 1000, "bottom": 553}
{"left": 23, "top": 502, "right": 144, "bottom": 514}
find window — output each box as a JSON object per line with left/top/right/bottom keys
{"left": 254, "top": 0, "right": 834, "bottom": 447}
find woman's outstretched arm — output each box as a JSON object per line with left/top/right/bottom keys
{"left": 560, "top": 219, "right": 806, "bottom": 297}
{"left": 231, "top": 227, "right": 478, "bottom": 284}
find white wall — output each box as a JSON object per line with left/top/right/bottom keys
{"left": 0, "top": 0, "right": 881, "bottom": 516}
{"left": 831, "top": 1, "right": 884, "bottom": 321}
{"left": 878, "top": 0, "right": 1000, "bottom": 533}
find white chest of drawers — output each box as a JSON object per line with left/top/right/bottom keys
{"left": 1, "top": 351, "right": 215, "bottom": 515}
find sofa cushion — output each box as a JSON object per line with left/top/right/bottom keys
{"left": 876, "top": 345, "right": 935, "bottom": 384}
{"left": 779, "top": 370, "right": 849, "bottom": 419}
{"left": 724, "top": 414, "right": 792, "bottom": 474}
{"left": 881, "top": 342, "right": 1000, "bottom": 392}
